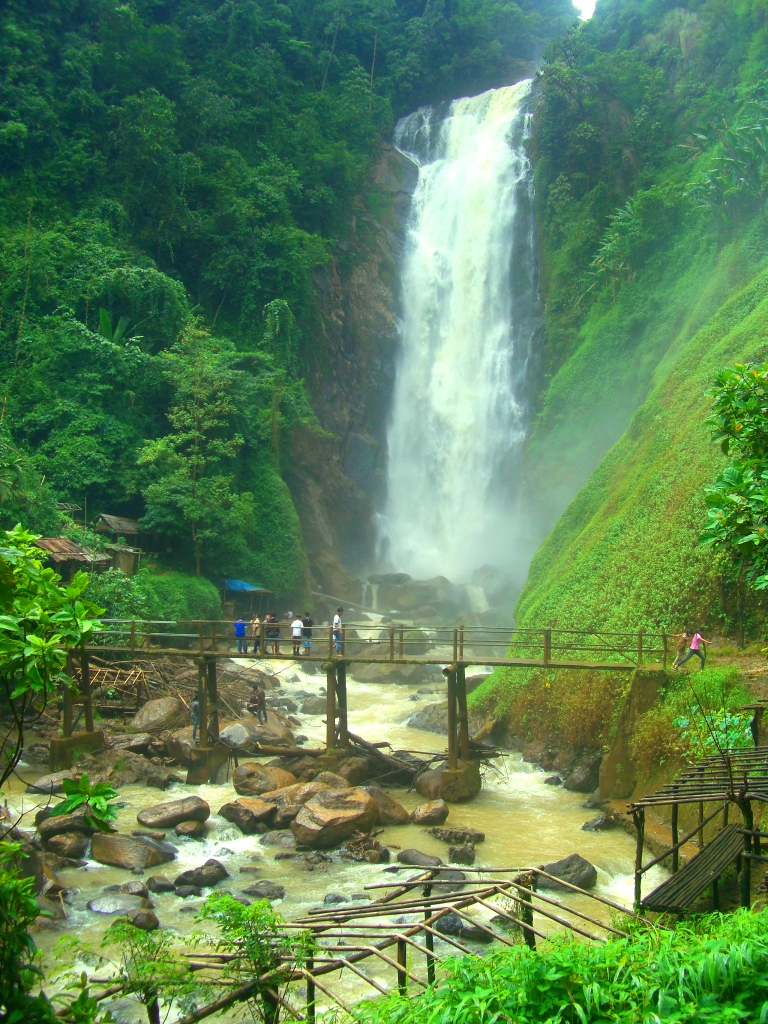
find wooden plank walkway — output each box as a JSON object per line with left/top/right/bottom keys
{"left": 641, "top": 824, "right": 744, "bottom": 913}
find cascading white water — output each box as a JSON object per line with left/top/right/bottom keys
{"left": 384, "top": 80, "right": 541, "bottom": 583}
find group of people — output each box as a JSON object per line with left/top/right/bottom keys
{"left": 234, "top": 611, "right": 321, "bottom": 656}
{"left": 671, "top": 629, "right": 710, "bottom": 669}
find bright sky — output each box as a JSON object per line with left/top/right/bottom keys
{"left": 573, "top": 0, "right": 596, "bottom": 17}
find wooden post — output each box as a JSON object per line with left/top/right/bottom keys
{"left": 396, "top": 938, "right": 407, "bottom": 995}
{"left": 514, "top": 871, "right": 536, "bottom": 950}
{"left": 336, "top": 661, "right": 349, "bottom": 749}
{"left": 456, "top": 663, "right": 470, "bottom": 762}
{"left": 211, "top": 621, "right": 218, "bottom": 653}
{"left": 452, "top": 628, "right": 458, "bottom": 665}
{"left": 130, "top": 619, "right": 136, "bottom": 655}
{"left": 543, "top": 628, "right": 551, "bottom": 666}
{"left": 325, "top": 663, "right": 337, "bottom": 750}
{"left": 637, "top": 630, "right": 644, "bottom": 667}
{"left": 328, "top": 624, "right": 334, "bottom": 659}
{"left": 389, "top": 625, "right": 395, "bottom": 662}
{"left": 662, "top": 630, "right": 668, "bottom": 671}
{"left": 198, "top": 661, "right": 208, "bottom": 748}
{"left": 740, "top": 800, "right": 753, "bottom": 907}
{"left": 306, "top": 960, "right": 315, "bottom": 1024}
{"left": 459, "top": 625, "right": 464, "bottom": 662}
{"left": 144, "top": 621, "right": 151, "bottom": 650}
{"left": 206, "top": 655, "right": 219, "bottom": 741}
{"left": 398, "top": 625, "right": 404, "bottom": 659}
{"left": 198, "top": 621, "right": 204, "bottom": 655}
{"left": 671, "top": 801, "right": 679, "bottom": 873}
{"left": 424, "top": 912, "right": 435, "bottom": 985}
{"left": 81, "top": 648, "right": 94, "bottom": 732}
{"left": 633, "top": 807, "right": 645, "bottom": 909}
{"left": 698, "top": 801, "right": 705, "bottom": 849}
{"left": 446, "top": 667, "right": 458, "bottom": 770}
{"left": 63, "top": 652, "right": 73, "bottom": 738}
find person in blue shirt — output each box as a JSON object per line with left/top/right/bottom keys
{"left": 234, "top": 618, "right": 247, "bottom": 653}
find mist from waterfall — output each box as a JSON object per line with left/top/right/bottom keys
{"left": 384, "top": 80, "right": 542, "bottom": 584}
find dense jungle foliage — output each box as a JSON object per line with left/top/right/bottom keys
{"left": 0, "top": 0, "right": 575, "bottom": 601}
{"left": 514, "top": 0, "right": 768, "bottom": 636}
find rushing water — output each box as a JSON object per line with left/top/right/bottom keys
{"left": 10, "top": 658, "right": 666, "bottom": 1001}
{"left": 385, "top": 80, "right": 542, "bottom": 583}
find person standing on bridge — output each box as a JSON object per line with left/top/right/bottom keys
{"left": 302, "top": 612, "right": 314, "bottom": 655}
{"left": 234, "top": 617, "right": 248, "bottom": 654}
{"left": 250, "top": 614, "right": 261, "bottom": 654}
{"left": 333, "top": 607, "right": 343, "bottom": 653}
{"left": 676, "top": 629, "right": 711, "bottom": 669}
{"left": 291, "top": 614, "right": 304, "bottom": 657}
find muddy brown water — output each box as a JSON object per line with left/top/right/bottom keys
{"left": 8, "top": 658, "right": 668, "bottom": 1015}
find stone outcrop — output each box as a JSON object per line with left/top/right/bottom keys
{"left": 448, "top": 843, "right": 475, "bottom": 864}
{"left": 219, "top": 797, "right": 277, "bottom": 834}
{"left": 176, "top": 820, "right": 207, "bottom": 839}
{"left": 37, "top": 805, "right": 96, "bottom": 842}
{"left": 300, "top": 696, "right": 327, "bottom": 715}
{"left": 233, "top": 763, "right": 297, "bottom": 796}
{"left": 242, "top": 880, "right": 286, "bottom": 901}
{"left": 46, "top": 832, "right": 89, "bottom": 859}
{"left": 363, "top": 785, "right": 410, "bottom": 824}
{"left": 137, "top": 796, "right": 210, "bottom": 828}
{"left": 337, "top": 757, "right": 369, "bottom": 785}
{"left": 539, "top": 853, "right": 597, "bottom": 891}
{"left": 91, "top": 833, "right": 177, "bottom": 870}
{"left": 291, "top": 787, "right": 378, "bottom": 848}
{"left": 168, "top": 713, "right": 295, "bottom": 765}
{"left": 131, "top": 696, "right": 185, "bottom": 733}
{"left": 563, "top": 753, "right": 603, "bottom": 794}
{"left": 427, "top": 826, "right": 484, "bottom": 844}
{"left": 410, "top": 800, "right": 449, "bottom": 825}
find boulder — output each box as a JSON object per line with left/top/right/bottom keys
{"left": 260, "top": 830, "right": 296, "bottom": 848}
{"left": 427, "top": 826, "right": 484, "bottom": 844}
{"left": 260, "top": 781, "right": 330, "bottom": 806}
{"left": 175, "top": 885, "right": 203, "bottom": 898}
{"left": 386, "top": 577, "right": 457, "bottom": 615}
{"left": 46, "top": 832, "right": 89, "bottom": 859}
{"left": 168, "top": 713, "right": 295, "bottom": 765}
{"left": 396, "top": 848, "right": 443, "bottom": 867}
{"left": 273, "top": 804, "right": 302, "bottom": 828}
{"left": 242, "top": 880, "right": 286, "bottom": 901}
{"left": 37, "top": 805, "right": 95, "bottom": 842}
{"left": 338, "top": 757, "right": 369, "bottom": 785}
{"left": 176, "top": 820, "right": 207, "bottom": 840}
{"left": 448, "top": 843, "right": 475, "bottom": 865}
{"left": 544, "top": 775, "right": 562, "bottom": 786}
{"left": 109, "top": 733, "right": 154, "bottom": 755}
{"left": 91, "top": 833, "right": 177, "bottom": 871}
{"left": 539, "top": 853, "right": 597, "bottom": 891}
{"left": 582, "top": 814, "right": 619, "bottom": 832}
{"left": 441, "top": 762, "right": 482, "bottom": 802}
{"left": 433, "top": 869, "right": 467, "bottom": 894}
{"left": 563, "top": 753, "right": 602, "bottom": 794}
{"left": 435, "top": 912, "right": 493, "bottom": 943}
{"left": 88, "top": 893, "right": 152, "bottom": 914}
{"left": 121, "top": 880, "right": 150, "bottom": 898}
{"left": 137, "top": 796, "right": 210, "bottom": 829}
{"left": 146, "top": 875, "right": 175, "bottom": 893}
{"left": 233, "top": 763, "right": 297, "bottom": 796}
{"left": 131, "top": 696, "right": 185, "bottom": 733}
{"left": 123, "top": 908, "right": 160, "bottom": 931}
{"left": 291, "top": 787, "right": 379, "bottom": 849}
{"left": 314, "top": 772, "right": 349, "bottom": 789}
{"left": 408, "top": 704, "right": 448, "bottom": 735}
{"left": 26, "top": 770, "right": 75, "bottom": 795}
{"left": 413, "top": 768, "right": 444, "bottom": 801}
{"left": 363, "top": 786, "right": 410, "bottom": 825}
{"left": 174, "top": 859, "right": 229, "bottom": 889}
{"left": 300, "top": 696, "right": 327, "bottom": 715}
{"left": 410, "top": 800, "right": 449, "bottom": 826}
{"left": 219, "top": 797, "right": 277, "bottom": 834}
{"left": 133, "top": 829, "right": 167, "bottom": 840}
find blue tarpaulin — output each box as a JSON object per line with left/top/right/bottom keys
{"left": 225, "top": 579, "right": 265, "bottom": 592}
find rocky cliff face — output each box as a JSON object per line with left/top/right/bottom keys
{"left": 285, "top": 144, "right": 418, "bottom": 603}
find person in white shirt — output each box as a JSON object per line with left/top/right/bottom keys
{"left": 291, "top": 616, "right": 303, "bottom": 657}
{"left": 333, "top": 607, "right": 343, "bottom": 653}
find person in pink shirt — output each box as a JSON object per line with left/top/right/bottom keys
{"left": 676, "top": 629, "right": 710, "bottom": 669}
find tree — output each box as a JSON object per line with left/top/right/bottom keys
{"left": 701, "top": 363, "right": 768, "bottom": 589}
{"left": 138, "top": 320, "right": 243, "bottom": 576}
{"left": 0, "top": 525, "right": 102, "bottom": 787}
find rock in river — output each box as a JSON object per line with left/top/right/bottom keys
{"left": 91, "top": 833, "right": 177, "bottom": 871}
{"left": 168, "top": 713, "right": 295, "bottom": 765}
{"left": 363, "top": 785, "right": 410, "bottom": 825}
{"left": 147, "top": 875, "right": 175, "bottom": 893}
{"left": 435, "top": 912, "right": 493, "bottom": 943}
{"left": 291, "top": 787, "right": 378, "bottom": 848}
{"left": 233, "top": 763, "right": 297, "bottom": 796}
{"left": 448, "top": 843, "right": 475, "bottom": 865}
{"left": 242, "top": 880, "right": 286, "bottom": 901}
{"left": 124, "top": 908, "right": 160, "bottom": 931}
{"left": 396, "top": 849, "right": 442, "bottom": 867}
{"left": 46, "top": 832, "right": 89, "bottom": 859}
{"left": 174, "top": 858, "right": 229, "bottom": 888}
{"left": 131, "top": 696, "right": 185, "bottom": 733}
{"left": 176, "top": 819, "right": 207, "bottom": 840}
{"left": 219, "top": 797, "right": 276, "bottom": 834}
{"left": 410, "top": 800, "right": 449, "bottom": 825}
{"left": 27, "top": 770, "right": 76, "bottom": 795}
{"left": 539, "top": 853, "right": 597, "bottom": 891}
{"left": 137, "top": 796, "right": 210, "bottom": 828}
{"left": 88, "top": 893, "right": 152, "bottom": 914}
{"left": 427, "top": 826, "right": 484, "bottom": 844}
{"left": 37, "top": 805, "right": 96, "bottom": 842}
{"left": 300, "top": 696, "right": 327, "bottom": 715}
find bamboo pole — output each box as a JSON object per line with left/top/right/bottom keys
{"left": 325, "top": 663, "right": 336, "bottom": 751}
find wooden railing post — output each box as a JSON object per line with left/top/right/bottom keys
{"left": 452, "top": 629, "right": 458, "bottom": 665}
{"left": 456, "top": 663, "right": 470, "bottom": 762}
{"left": 662, "top": 630, "right": 668, "bottom": 671}
{"left": 637, "top": 630, "right": 644, "bottom": 667}
{"left": 446, "top": 667, "right": 458, "bottom": 770}
{"left": 389, "top": 625, "right": 395, "bottom": 662}
{"left": 397, "top": 938, "right": 407, "bottom": 995}
{"left": 325, "top": 662, "right": 337, "bottom": 751}
{"left": 398, "top": 625, "right": 404, "bottom": 659}
{"left": 63, "top": 652, "right": 74, "bottom": 739}
{"left": 336, "top": 661, "right": 348, "bottom": 748}
{"left": 459, "top": 625, "right": 464, "bottom": 661}
{"left": 543, "top": 628, "right": 551, "bottom": 666}
{"left": 198, "top": 660, "right": 208, "bottom": 748}
{"left": 633, "top": 807, "right": 645, "bottom": 909}
{"left": 328, "top": 624, "right": 334, "bottom": 659}
{"left": 198, "top": 621, "right": 204, "bottom": 655}
{"left": 130, "top": 619, "right": 136, "bottom": 655}
{"left": 671, "top": 798, "right": 679, "bottom": 873}
{"left": 206, "top": 655, "right": 219, "bottom": 741}
{"left": 306, "top": 960, "right": 315, "bottom": 1023}
{"left": 81, "top": 648, "right": 94, "bottom": 732}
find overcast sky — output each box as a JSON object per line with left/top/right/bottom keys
{"left": 573, "top": 0, "right": 596, "bottom": 17}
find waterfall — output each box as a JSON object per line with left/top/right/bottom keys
{"left": 385, "top": 80, "right": 542, "bottom": 583}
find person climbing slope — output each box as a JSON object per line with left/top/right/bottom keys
{"left": 676, "top": 629, "right": 711, "bottom": 669}
{"left": 670, "top": 629, "right": 690, "bottom": 669}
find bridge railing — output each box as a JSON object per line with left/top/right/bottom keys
{"left": 90, "top": 620, "right": 668, "bottom": 668}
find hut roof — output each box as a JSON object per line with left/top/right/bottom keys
{"left": 94, "top": 514, "right": 141, "bottom": 535}
{"left": 34, "top": 537, "right": 111, "bottom": 565}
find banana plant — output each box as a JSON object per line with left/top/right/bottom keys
{"left": 99, "top": 307, "right": 131, "bottom": 345}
